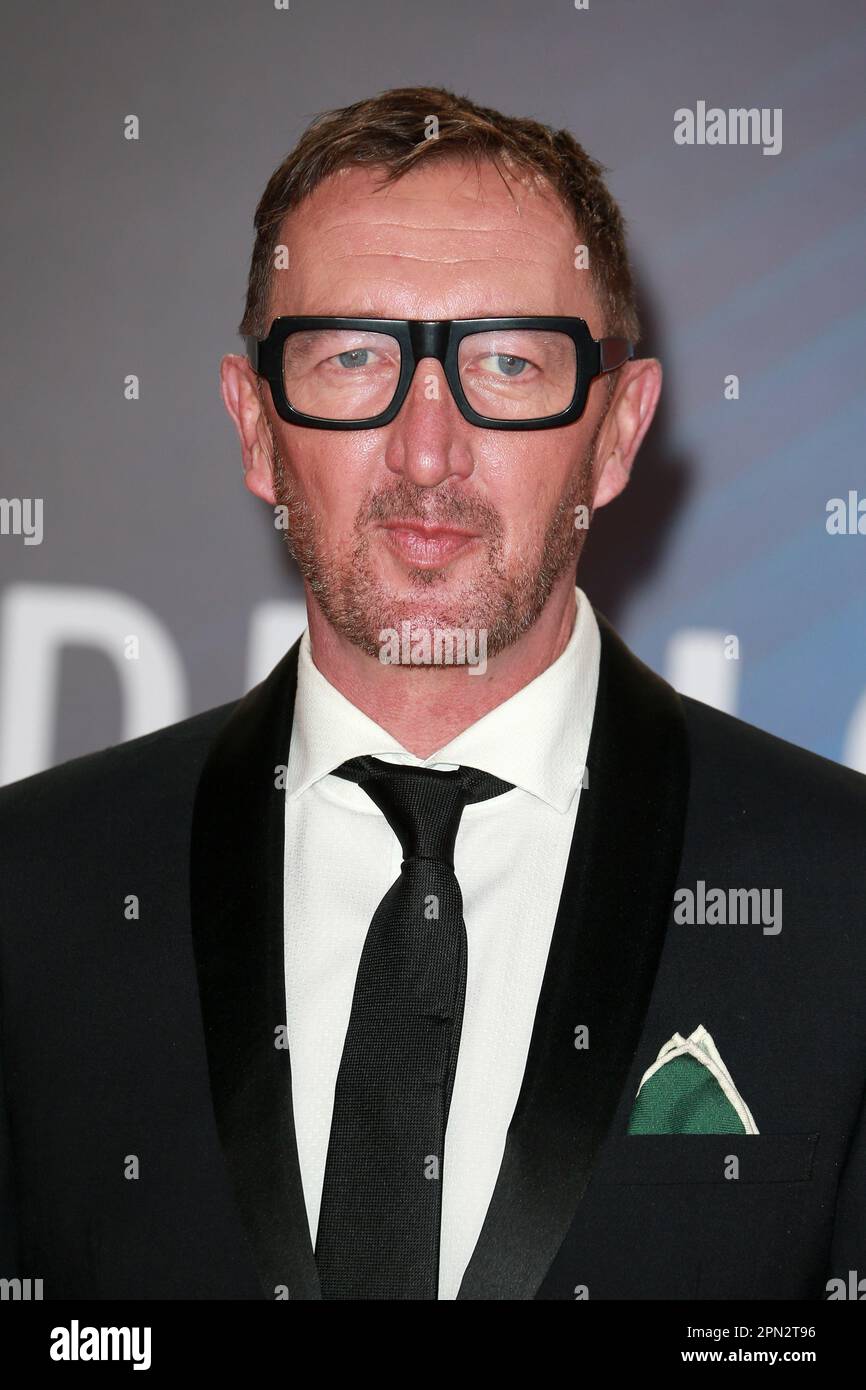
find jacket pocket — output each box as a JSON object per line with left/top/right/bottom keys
{"left": 593, "top": 1132, "right": 819, "bottom": 1185}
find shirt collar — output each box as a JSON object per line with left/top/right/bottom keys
{"left": 285, "top": 586, "right": 600, "bottom": 814}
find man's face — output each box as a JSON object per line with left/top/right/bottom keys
{"left": 254, "top": 158, "right": 614, "bottom": 662}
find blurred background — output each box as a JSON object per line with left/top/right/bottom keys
{"left": 1, "top": 0, "right": 864, "bottom": 782}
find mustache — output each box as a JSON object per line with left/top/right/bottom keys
{"left": 360, "top": 483, "right": 502, "bottom": 535}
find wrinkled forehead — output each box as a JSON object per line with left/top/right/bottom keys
{"left": 269, "top": 159, "right": 595, "bottom": 322}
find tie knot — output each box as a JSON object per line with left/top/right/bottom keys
{"left": 332, "top": 755, "right": 513, "bottom": 865}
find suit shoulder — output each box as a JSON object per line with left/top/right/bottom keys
{"left": 0, "top": 698, "right": 240, "bottom": 832}
{"left": 681, "top": 693, "right": 866, "bottom": 823}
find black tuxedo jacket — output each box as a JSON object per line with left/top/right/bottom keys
{"left": 1, "top": 612, "right": 864, "bottom": 1300}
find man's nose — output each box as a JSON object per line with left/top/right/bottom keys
{"left": 382, "top": 358, "right": 475, "bottom": 488}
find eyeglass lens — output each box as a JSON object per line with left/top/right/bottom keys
{"left": 281, "top": 327, "right": 578, "bottom": 421}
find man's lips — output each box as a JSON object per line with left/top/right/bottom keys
{"left": 377, "top": 519, "right": 482, "bottom": 566}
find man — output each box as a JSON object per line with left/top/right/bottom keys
{"left": 1, "top": 86, "right": 864, "bottom": 1302}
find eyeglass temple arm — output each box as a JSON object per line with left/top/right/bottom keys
{"left": 245, "top": 336, "right": 260, "bottom": 372}
{"left": 598, "top": 338, "right": 635, "bottom": 374}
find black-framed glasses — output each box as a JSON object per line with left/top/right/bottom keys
{"left": 245, "top": 317, "right": 634, "bottom": 431}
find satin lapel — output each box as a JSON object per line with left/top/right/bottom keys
{"left": 457, "top": 610, "right": 690, "bottom": 1300}
{"left": 190, "top": 638, "right": 322, "bottom": 1300}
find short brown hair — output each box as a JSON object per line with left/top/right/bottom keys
{"left": 238, "top": 85, "right": 641, "bottom": 345}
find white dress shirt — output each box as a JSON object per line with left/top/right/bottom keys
{"left": 282, "top": 586, "right": 601, "bottom": 1298}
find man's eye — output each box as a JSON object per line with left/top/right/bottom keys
{"left": 482, "top": 354, "right": 531, "bottom": 377}
{"left": 333, "top": 348, "right": 377, "bottom": 369}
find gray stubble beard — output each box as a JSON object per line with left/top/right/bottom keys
{"left": 269, "top": 421, "right": 601, "bottom": 665}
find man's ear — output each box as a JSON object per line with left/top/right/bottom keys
{"left": 592, "top": 357, "right": 662, "bottom": 510}
{"left": 219, "top": 354, "right": 279, "bottom": 505}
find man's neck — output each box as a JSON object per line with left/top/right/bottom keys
{"left": 304, "top": 574, "right": 579, "bottom": 759}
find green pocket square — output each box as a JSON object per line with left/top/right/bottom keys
{"left": 627, "top": 1025, "right": 759, "bottom": 1134}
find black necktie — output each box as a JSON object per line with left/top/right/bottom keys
{"left": 314, "top": 754, "right": 514, "bottom": 1300}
